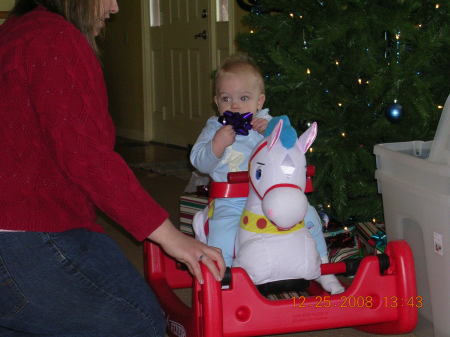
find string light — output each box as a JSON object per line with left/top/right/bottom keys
{"left": 302, "top": 30, "right": 308, "bottom": 49}
{"left": 341, "top": 132, "right": 347, "bottom": 137}
{"left": 338, "top": 102, "right": 343, "bottom": 107}
{"left": 326, "top": 204, "right": 331, "bottom": 208}
{"left": 395, "top": 30, "right": 401, "bottom": 64}
{"left": 306, "top": 68, "right": 311, "bottom": 75}
{"left": 250, "top": 30, "right": 255, "bottom": 34}
{"left": 437, "top": 105, "right": 444, "bottom": 109}
{"left": 357, "top": 78, "right": 370, "bottom": 85}
{"left": 289, "top": 13, "right": 295, "bottom": 18}
{"left": 335, "top": 60, "right": 340, "bottom": 66}
{"left": 309, "top": 147, "right": 314, "bottom": 153}
{"left": 435, "top": 3, "right": 440, "bottom": 9}
{"left": 372, "top": 218, "right": 377, "bottom": 223}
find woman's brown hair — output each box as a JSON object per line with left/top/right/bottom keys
{"left": 10, "top": 0, "right": 102, "bottom": 53}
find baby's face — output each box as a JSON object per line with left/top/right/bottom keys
{"left": 214, "top": 71, "right": 265, "bottom": 116}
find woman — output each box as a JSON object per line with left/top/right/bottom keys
{"left": 0, "top": 1, "right": 225, "bottom": 336}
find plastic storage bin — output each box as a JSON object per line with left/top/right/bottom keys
{"left": 374, "top": 95, "right": 450, "bottom": 337}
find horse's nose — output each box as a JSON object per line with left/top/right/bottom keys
{"left": 262, "top": 187, "right": 307, "bottom": 229}
{"left": 281, "top": 154, "right": 296, "bottom": 177}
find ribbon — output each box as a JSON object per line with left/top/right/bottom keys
{"left": 218, "top": 111, "right": 253, "bottom": 136}
{"left": 370, "top": 230, "right": 387, "bottom": 252}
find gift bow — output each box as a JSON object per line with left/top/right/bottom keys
{"left": 370, "top": 230, "right": 387, "bottom": 252}
{"left": 218, "top": 111, "right": 253, "bottom": 136}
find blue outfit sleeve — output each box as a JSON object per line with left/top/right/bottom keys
{"left": 304, "top": 204, "right": 328, "bottom": 258}
{"left": 190, "top": 117, "right": 222, "bottom": 175}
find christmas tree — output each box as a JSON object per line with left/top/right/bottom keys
{"left": 236, "top": 0, "right": 450, "bottom": 222}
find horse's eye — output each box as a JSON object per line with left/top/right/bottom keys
{"left": 256, "top": 168, "right": 262, "bottom": 180}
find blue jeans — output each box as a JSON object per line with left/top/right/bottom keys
{"left": 0, "top": 229, "right": 166, "bottom": 337}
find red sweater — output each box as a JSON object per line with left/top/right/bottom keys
{"left": 0, "top": 7, "right": 168, "bottom": 241}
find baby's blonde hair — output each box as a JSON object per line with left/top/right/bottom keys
{"left": 215, "top": 54, "right": 265, "bottom": 94}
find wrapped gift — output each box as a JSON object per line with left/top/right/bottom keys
{"left": 179, "top": 194, "right": 208, "bottom": 236}
{"left": 355, "top": 222, "right": 387, "bottom": 254}
{"left": 323, "top": 222, "right": 357, "bottom": 250}
{"left": 329, "top": 246, "right": 361, "bottom": 263}
{"left": 322, "top": 219, "right": 361, "bottom": 263}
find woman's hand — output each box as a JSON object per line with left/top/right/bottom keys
{"left": 251, "top": 117, "right": 269, "bottom": 135}
{"left": 148, "top": 219, "right": 226, "bottom": 284}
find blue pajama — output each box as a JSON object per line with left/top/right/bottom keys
{"left": 304, "top": 204, "right": 328, "bottom": 258}
{"left": 207, "top": 198, "right": 247, "bottom": 266}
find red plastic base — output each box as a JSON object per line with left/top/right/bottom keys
{"left": 144, "top": 240, "right": 417, "bottom": 337}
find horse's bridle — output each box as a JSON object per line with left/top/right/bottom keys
{"left": 249, "top": 141, "right": 303, "bottom": 201}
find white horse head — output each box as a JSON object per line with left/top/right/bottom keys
{"left": 247, "top": 118, "right": 317, "bottom": 229}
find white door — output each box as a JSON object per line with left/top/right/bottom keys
{"left": 149, "top": 0, "right": 233, "bottom": 147}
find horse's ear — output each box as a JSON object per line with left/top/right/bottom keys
{"left": 267, "top": 119, "right": 283, "bottom": 151}
{"left": 297, "top": 122, "right": 317, "bottom": 153}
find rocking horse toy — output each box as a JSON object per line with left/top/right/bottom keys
{"left": 144, "top": 117, "right": 418, "bottom": 337}
{"left": 233, "top": 117, "right": 343, "bottom": 294}
{"left": 194, "top": 116, "right": 343, "bottom": 293}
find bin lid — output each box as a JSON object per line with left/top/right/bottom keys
{"left": 429, "top": 94, "right": 450, "bottom": 165}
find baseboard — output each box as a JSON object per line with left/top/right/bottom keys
{"left": 115, "top": 127, "right": 147, "bottom": 142}
{"left": 116, "top": 136, "right": 189, "bottom": 151}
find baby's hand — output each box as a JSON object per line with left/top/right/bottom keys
{"left": 251, "top": 118, "right": 269, "bottom": 135}
{"left": 212, "top": 125, "right": 235, "bottom": 157}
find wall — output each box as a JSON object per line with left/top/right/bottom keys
{"left": 233, "top": 3, "right": 249, "bottom": 36}
{"left": 100, "top": 1, "right": 146, "bottom": 141}
{"left": 0, "top": 0, "right": 14, "bottom": 24}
